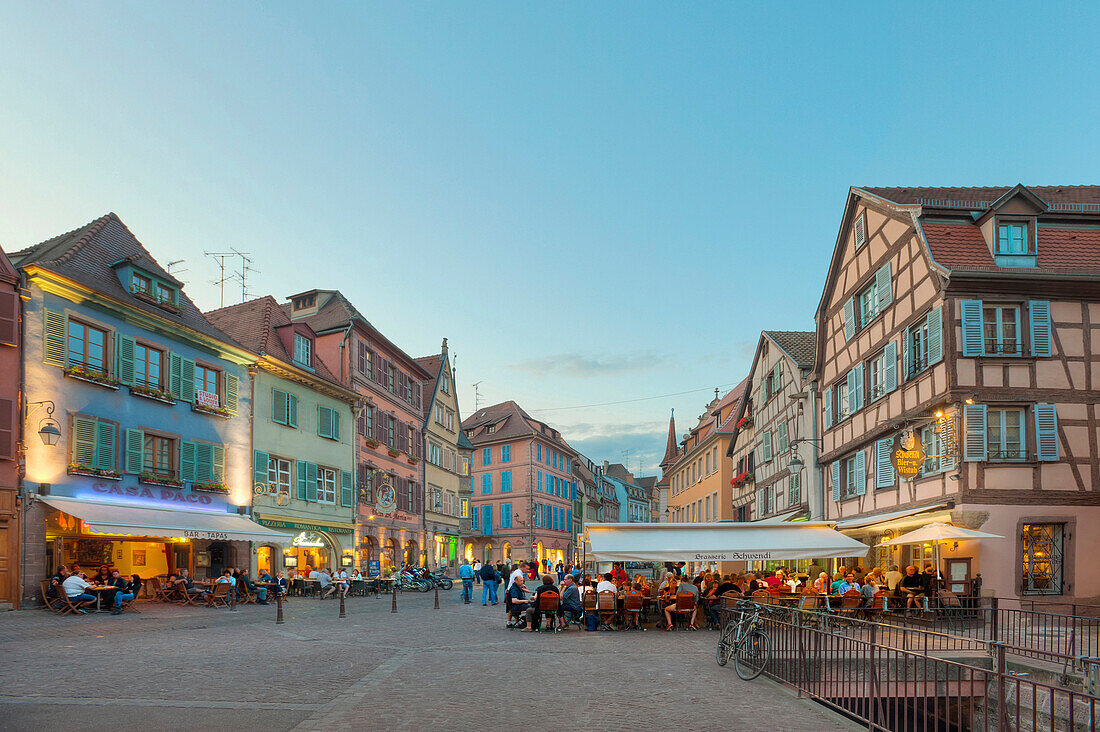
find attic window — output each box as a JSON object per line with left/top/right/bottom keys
{"left": 997, "top": 222, "right": 1028, "bottom": 255}
{"left": 854, "top": 213, "right": 866, "bottom": 249}
{"left": 292, "top": 295, "right": 316, "bottom": 310}
{"left": 293, "top": 333, "right": 312, "bottom": 367}
{"left": 487, "top": 424, "right": 496, "bottom": 434}
{"left": 131, "top": 274, "right": 150, "bottom": 294}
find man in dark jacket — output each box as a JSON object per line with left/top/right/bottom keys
{"left": 237, "top": 570, "right": 269, "bottom": 604}
{"left": 480, "top": 562, "right": 500, "bottom": 605}
{"left": 559, "top": 574, "right": 582, "bottom": 623}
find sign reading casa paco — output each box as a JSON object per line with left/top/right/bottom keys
{"left": 891, "top": 431, "right": 926, "bottom": 479}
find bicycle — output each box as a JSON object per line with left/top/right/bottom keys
{"left": 716, "top": 600, "right": 772, "bottom": 680}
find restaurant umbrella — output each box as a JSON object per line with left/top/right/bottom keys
{"left": 885, "top": 521, "right": 1003, "bottom": 587}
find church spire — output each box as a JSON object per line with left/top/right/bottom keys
{"left": 661, "top": 408, "right": 679, "bottom": 467}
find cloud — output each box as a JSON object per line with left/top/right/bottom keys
{"left": 558, "top": 421, "right": 668, "bottom": 476}
{"left": 509, "top": 350, "right": 670, "bottom": 377}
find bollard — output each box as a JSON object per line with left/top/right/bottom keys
{"left": 391, "top": 582, "right": 398, "bottom": 613}
{"left": 230, "top": 587, "right": 237, "bottom": 612}
{"left": 275, "top": 591, "right": 284, "bottom": 624}
{"left": 434, "top": 585, "right": 440, "bottom": 610}
{"left": 339, "top": 591, "right": 346, "bottom": 619}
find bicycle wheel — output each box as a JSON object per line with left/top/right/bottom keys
{"left": 734, "top": 629, "right": 771, "bottom": 680}
{"left": 716, "top": 621, "right": 737, "bottom": 667}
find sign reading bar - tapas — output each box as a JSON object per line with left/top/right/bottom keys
{"left": 891, "top": 431, "right": 926, "bottom": 479}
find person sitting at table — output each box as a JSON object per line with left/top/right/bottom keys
{"left": 216, "top": 569, "right": 237, "bottom": 587}
{"left": 258, "top": 569, "right": 275, "bottom": 583}
{"left": 897, "top": 565, "right": 926, "bottom": 612}
{"left": 315, "top": 567, "right": 335, "bottom": 599}
{"left": 715, "top": 574, "right": 739, "bottom": 597}
{"left": 110, "top": 574, "right": 142, "bottom": 614}
{"left": 559, "top": 574, "right": 582, "bottom": 624}
{"left": 700, "top": 577, "right": 722, "bottom": 627}
{"left": 506, "top": 576, "right": 531, "bottom": 629}
{"left": 663, "top": 576, "right": 698, "bottom": 631}
{"left": 177, "top": 569, "right": 207, "bottom": 600}
{"left": 812, "top": 572, "right": 829, "bottom": 593}
{"left": 523, "top": 575, "right": 560, "bottom": 632}
{"left": 922, "top": 563, "right": 940, "bottom": 594}
{"left": 745, "top": 573, "right": 768, "bottom": 594}
{"left": 238, "top": 570, "right": 269, "bottom": 605}
{"left": 657, "top": 571, "right": 676, "bottom": 594}
{"left": 611, "top": 562, "right": 629, "bottom": 585}
{"left": 92, "top": 566, "right": 111, "bottom": 585}
{"left": 836, "top": 572, "right": 861, "bottom": 595}
{"left": 595, "top": 573, "right": 617, "bottom": 595}
{"left": 830, "top": 572, "right": 847, "bottom": 595}
{"left": 62, "top": 572, "right": 96, "bottom": 612}
{"left": 273, "top": 572, "right": 288, "bottom": 595}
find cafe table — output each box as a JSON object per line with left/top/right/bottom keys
{"left": 86, "top": 585, "right": 118, "bottom": 612}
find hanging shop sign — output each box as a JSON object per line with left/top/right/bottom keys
{"left": 891, "top": 431, "right": 926, "bottom": 479}
{"left": 375, "top": 481, "right": 397, "bottom": 515}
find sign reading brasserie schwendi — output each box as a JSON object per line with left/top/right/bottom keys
{"left": 891, "top": 431, "right": 926, "bottom": 479}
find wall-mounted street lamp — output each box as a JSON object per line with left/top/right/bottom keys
{"left": 27, "top": 400, "right": 62, "bottom": 446}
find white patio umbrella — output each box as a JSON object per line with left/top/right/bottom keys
{"left": 886, "top": 521, "right": 1003, "bottom": 582}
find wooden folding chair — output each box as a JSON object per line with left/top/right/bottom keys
{"left": 669, "top": 591, "right": 696, "bottom": 630}
{"left": 623, "top": 591, "right": 645, "bottom": 630}
{"left": 40, "top": 580, "right": 62, "bottom": 613}
{"left": 867, "top": 590, "right": 892, "bottom": 618}
{"left": 751, "top": 588, "right": 773, "bottom": 606}
{"left": 149, "top": 577, "right": 177, "bottom": 603}
{"left": 176, "top": 580, "right": 206, "bottom": 607}
{"left": 538, "top": 591, "right": 561, "bottom": 633}
{"left": 53, "top": 591, "right": 87, "bottom": 616}
{"left": 596, "top": 590, "right": 618, "bottom": 631}
{"left": 205, "top": 583, "right": 231, "bottom": 608}
{"left": 237, "top": 584, "right": 257, "bottom": 605}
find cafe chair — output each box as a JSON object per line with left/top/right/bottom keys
{"left": 538, "top": 591, "right": 561, "bottom": 633}
{"left": 40, "top": 580, "right": 62, "bottom": 613}
{"left": 936, "top": 589, "right": 965, "bottom": 631}
{"left": 866, "top": 590, "right": 892, "bottom": 619}
{"left": 53, "top": 592, "right": 88, "bottom": 616}
{"left": 623, "top": 591, "right": 645, "bottom": 631}
{"left": 596, "top": 590, "right": 618, "bottom": 631}
{"left": 669, "top": 591, "right": 696, "bottom": 631}
{"left": 204, "top": 583, "right": 232, "bottom": 609}
{"left": 149, "top": 577, "right": 176, "bottom": 603}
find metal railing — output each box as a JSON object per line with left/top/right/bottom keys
{"left": 759, "top": 608, "right": 1100, "bottom": 731}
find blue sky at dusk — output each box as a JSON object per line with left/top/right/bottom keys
{"left": 2, "top": 3, "right": 1099, "bottom": 475}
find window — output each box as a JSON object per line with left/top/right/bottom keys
{"left": 487, "top": 424, "right": 496, "bottom": 434}
{"left": 869, "top": 350, "right": 887, "bottom": 400}
{"left": 361, "top": 406, "right": 373, "bottom": 437}
{"left": 537, "top": 471, "right": 543, "bottom": 491}
{"left": 482, "top": 474, "right": 492, "bottom": 494}
{"left": 445, "top": 410, "right": 455, "bottom": 430}
{"left": 983, "top": 305, "right": 1021, "bottom": 355}
{"left": 844, "top": 456, "right": 858, "bottom": 499}
{"left": 357, "top": 345, "right": 373, "bottom": 378}
{"left": 293, "top": 334, "right": 312, "bottom": 367}
{"left": 997, "top": 222, "right": 1028, "bottom": 255}
{"left": 435, "top": 406, "right": 444, "bottom": 425}
{"left": 267, "top": 457, "right": 291, "bottom": 495}
{"left": 777, "top": 422, "right": 789, "bottom": 453}
{"left": 988, "top": 408, "right": 1026, "bottom": 461}
{"left": 386, "top": 364, "right": 396, "bottom": 393}
{"left": 460, "top": 497, "right": 469, "bottom": 518}
{"left": 194, "top": 365, "right": 220, "bottom": 401}
{"left": 272, "top": 389, "right": 298, "bottom": 428}
{"left": 318, "top": 405, "right": 341, "bottom": 440}
{"left": 71, "top": 415, "right": 116, "bottom": 471}
{"left": 789, "top": 471, "right": 801, "bottom": 507}
{"left": 67, "top": 320, "right": 108, "bottom": 371}
{"left": 407, "top": 425, "right": 415, "bottom": 452}
{"left": 501, "top": 470, "right": 512, "bottom": 492}
{"left": 404, "top": 377, "right": 414, "bottom": 406}
{"left": 858, "top": 280, "right": 881, "bottom": 328}
{"left": 704, "top": 495, "right": 711, "bottom": 521}
{"left": 315, "top": 467, "right": 337, "bottom": 503}
{"left": 386, "top": 415, "right": 395, "bottom": 448}
{"left": 1022, "top": 523, "right": 1064, "bottom": 595}
{"left": 837, "top": 380, "right": 851, "bottom": 421}
{"left": 441, "top": 372, "right": 450, "bottom": 394}
{"left": 155, "top": 283, "right": 175, "bottom": 304}
{"left": 907, "top": 319, "right": 929, "bottom": 377}
{"left": 537, "top": 444, "right": 543, "bottom": 462}
{"left": 502, "top": 445, "right": 511, "bottom": 463}
{"left": 501, "top": 503, "right": 512, "bottom": 528}
{"left": 131, "top": 274, "right": 150, "bottom": 293}
{"left": 143, "top": 434, "right": 175, "bottom": 477}
{"left": 134, "top": 344, "right": 163, "bottom": 389}
{"left": 428, "top": 442, "right": 442, "bottom": 466}
{"left": 482, "top": 447, "right": 491, "bottom": 466}
{"left": 919, "top": 424, "right": 945, "bottom": 476}
{"left": 460, "top": 457, "right": 470, "bottom": 477}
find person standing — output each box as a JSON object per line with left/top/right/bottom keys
{"left": 458, "top": 559, "right": 475, "bottom": 604}
{"left": 481, "top": 561, "right": 499, "bottom": 605}
{"left": 472, "top": 559, "right": 482, "bottom": 585}
{"left": 555, "top": 561, "right": 565, "bottom": 584}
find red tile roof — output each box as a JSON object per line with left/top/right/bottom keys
{"left": 864, "top": 186, "right": 1100, "bottom": 208}
{"left": 922, "top": 223, "right": 1100, "bottom": 274}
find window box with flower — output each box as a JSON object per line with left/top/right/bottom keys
{"left": 407, "top": 456, "right": 419, "bottom": 466}
{"left": 139, "top": 471, "right": 183, "bottom": 488}
{"left": 736, "top": 415, "right": 753, "bottom": 430}
{"left": 191, "top": 402, "right": 230, "bottom": 419}
{"left": 68, "top": 463, "right": 122, "bottom": 480}
{"left": 387, "top": 448, "right": 401, "bottom": 458}
{"left": 192, "top": 481, "right": 229, "bottom": 494}
{"left": 64, "top": 365, "right": 121, "bottom": 390}
{"left": 129, "top": 384, "right": 177, "bottom": 405}
{"left": 364, "top": 437, "right": 380, "bottom": 449}
{"left": 731, "top": 471, "right": 754, "bottom": 487}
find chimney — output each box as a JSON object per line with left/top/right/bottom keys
{"left": 441, "top": 337, "right": 449, "bottom": 355}
{"left": 602, "top": 460, "right": 609, "bottom": 472}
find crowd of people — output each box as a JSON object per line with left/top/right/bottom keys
{"left": 46, "top": 564, "right": 142, "bottom": 614}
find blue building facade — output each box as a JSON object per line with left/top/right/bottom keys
{"left": 14, "top": 214, "right": 282, "bottom": 602}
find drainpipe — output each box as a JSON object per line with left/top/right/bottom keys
{"left": 337, "top": 322, "right": 354, "bottom": 384}
{"left": 809, "top": 380, "right": 824, "bottom": 521}
{"left": 16, "top": 274, "right": 27, "bottom": 609}
{"left": 248, "top": 363, "right": 257, "bottom": 574}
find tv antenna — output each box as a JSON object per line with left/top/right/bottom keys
{"left": 166, "top": 259, "right": 188, "bottom": 276}
{"left": 205, "top": 249, "right": 256, "bottom": 307}
{"left": 472, "top": 381, "right": 483, "bottom": 411}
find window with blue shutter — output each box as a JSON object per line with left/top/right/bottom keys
{"left": 305, "top": 462, "right": 318, "bottom": 502}
{"left": 854, "top": 450, "right": 867, "bottom": 496}
{"left": 296, "top": 460, "right": 308, "bottom": 500}
{"left": 501, "top": 470, "right": 512, "bottom": 492}
{"left": 831, "top": 461, "right": 841, "bottom": 502}
{"left": 927, "top": 306, "right": 943, "bottom": 365}
{"left": 537, "top": 444, "right": 542, "bottom": 461}
{"left": 253, "top": 450, "right": 269, "bottom": 488}
{"left": 470, "top": 505, "right": 479, "bottom": 531}
{"left": 963, "top": 404, "right": 988, "bottom": 462}
{"left": 537, "top": 470, "right": 543, "bottom": 491}
{"left": 482, "top": 505, "right": 492, "bottom": 535}
{"left": 482, "top": 447, "right": 491, "bottom": 466}
{"left": 1034, "top": 404, "right": 1059, "bottom": 461}
{"left": 875, "top": 262, "right": 892, "bottom": 310}
{"left": 883, "top": 340, "right": 898, "bottom": 393}
{"left": 843, "top": 298, "right": 856, "bottom": 340}
{"left": 567, "top": 509, "right": 572, "bottom": 528}
{"left": 961, "top": 300, "right": 984, "bottom": 356}
{"left": 823, "top": 387, "right": 833, "bottom": 428}
{"left": 852, "top": 364, "right": 864, "bottom": 411}
{"left": 874, "top": 439, "right": 895, "bottom": 488}
{"left": 340, "top": 470, "right": 354, "bottom": 507}
{"left": 124, "top": 428, "right": 144, "bottom": 474}
{"left": 762, "top": 431, "right": 773, "bottom": 462}
{"left": 1029, "top": 301, "right": 1051, "bottom": 357}
{"left": 115, "top": 333, "right": 136, "bottom": 386}
{"left": 501, "top": 504, "right": 512, "bottom": 528}
{"left": 482, "top": 474, "right": 492, "bottom": 494}
{"left": 502, "top": 444, "right": 511, "bottom": 462}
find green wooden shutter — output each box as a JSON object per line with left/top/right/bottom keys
{"left": 94, "top": 421, "right": 116, "bottom": 471}
{"left": 1034, "top": 404, "right": 1059, "bottom": 461}
{"left": 288, "top": 392, "right": 298, "bottom": 428}
{"left": 960, "top": 300, "right": 984, "bottom": 356}
{"left": 875, "top": 262, "right": 892, "bottom": 309}
{"left": 340, "top": 469, "right": 354, "bottom": 507}
{"left": 169, "top": 352, "right": 182, "bottom": 397}
{"left": 253, "top": 450, "right": 269, "bottom": 488}
{"left": 762, "top": 431, "right": 773, "bottom": 462}
{"left": 180, "top": 440, "right": 197, "bottom": 482}
{"left": 927, "top": 306, "right": 943, "bottom": 365}
{"left": 296, "top": 460, "right": 308, "bottom": 500}
{"left": 777, "top": 421, "right": 789, "bottom": 452}
{"left": 272, "top": 389, "right": 288, "bottom": 425}
{"left": 180, "top": 357, "right": 196, "bottom": 402}
{"left": 318, "top": 406, "right": 332, "bottom": 438}
{"left": 332, "top": 409, "right": 340, "bottom": 441}
{"left": 823, "top": 387, "right": 833, "bottom": 428}
{"left": 963, "top": 404, "right": 987, "bottom": 462}
{"left": 115, "top": 333, "right": 136, "bottom": 386}
{"left": 831, "top": 461, "right": 841, "bottom": 502}
{"left": 124, "top": 428, "right": 144, "bottom": 474}
{"left": 72, "top": 416, "right": 98, "bottom": 466}
{"left": 195, "top": 442, "right": 214, "bottom": 482}
{"left": 883, "top": 340, "right": 898, "bottom": 393}
{"left": 43, "top": 309, "right": 67, "bottom": 366}
{"left": 1029, "top": 301, "right": 1052, "bottom": 357}
{"left": 212, "top": 445, "right": 226, "bottom": 482}
{"left": 874, "top": 438, "right": 895, "bottom": 488}
{"left": 853, "top": 364, "right": 864, "bottom": 411}
{"left": 854, "top": 450, "right": 866, "bottom": 495}
{"left": 225, "top": 373, "right": 239, "bottom": 415}
{"left": 843, "top": 298, "right": 856, "bottom": 339}
{"left": 305, "top": 462, "right": 318, "bottom": 502}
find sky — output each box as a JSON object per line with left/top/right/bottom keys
{"left": 2, "top": 2, "right": 1099, "bottom": 476}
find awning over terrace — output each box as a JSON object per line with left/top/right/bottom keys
{"left": 585, "top": 522, "right": 870, "bottom": 563}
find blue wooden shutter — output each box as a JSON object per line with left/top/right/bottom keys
{"left": 843, "top": 298, "right": 856, "bottom": 339}
{"left": 482, "top": 505, "right": 491, "bottom": 535}
{"left": 960, "top": 300, "right": 984, "bottom": 356}
{"left": 762, "top": 431, "right": 773, "bottom": 462}
{"left": 305, "top": 462, "right": 318, "bottom": 501}
{"left": 831, "top": 461, "right": 841, "bottom": 502}
{"left": 823, "top": 387, "right": 833, "bottom": 428}
{"left": 72, "top": 416, "right": 97, "bottom": 466}
{"left": 180, "top": 357, "right": 196, "bottom": 402}
{"left": 225, "top": 373, "right": 239, "bottom": 415}
{"left": 169, "top": 352, "right": 182, "bottom": 397}
{"left": 927, "top": 306, "right": 943, "bottom": 365}
{"left": 296, "top": 460, "right": 308, "bottom": 500}
{"left": 874, "top": 439, "right": 895, "bottom": 488}
{"left": 95, "top": 421, "right": 116, "bottom": 471}
{"left": 1034, "top": 404, "right": 1059, "bottom": 461}
{"left": 854, "top": 450, "right": 866, "bottom": 496}
{"left": 124, "top": 428, "right": 144, "bottom": 474}
{"left": 180, "top": 440, "right": 196, "bottom": 482}
{"left": 1029, "top": 301, "right": 1052, "bottom": 357}
{"left": 875, "top": 262, "right": 892, "bottom": 309}
{"left": 43, "top": 309, "right": 67, "bottom": 366}
{"left": 883, "top": 340, "right": 898, "bottom": 393}
{"left": 195, "top": 442, "right": 214, "bottom": 482}
{"left": 340, "top": 469, "right": 354, "bottom": 506}
{"left": 318, "top": 406, "right": 332, "bottom": 438}
{"left": 253, "top": 450, "right": 269, "bottom": 488}
{"left": 273, "top": 389, "right": 288, "bottom": 425}
{"left": 287, "top": 392, "right": 298, "bottom": 428}
{"left": 212, "top": 445, "right": 225, "bottom": 482}
{"left": 332, "top": 409, "right": 340, "bottom": 440}
{"left": 963, "top": 404, "right": 987, "bottom": 462}
{"left": 115, "top": 333, "right": 136, "bottom": 385}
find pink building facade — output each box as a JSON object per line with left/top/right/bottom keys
{"left": 0, "top": 246, "right": 21, "bottom": 608}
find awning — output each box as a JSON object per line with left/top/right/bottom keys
{"left": 886, "top": 522, "right": 1003, "bottom": 545}
{"left": 759, "top": 509, "right": 809, "bottom": 524}
{"left": 253, "top": 513, "right": 355, "bottom": 535}
{"left": 585, "top": 522, "right": 869, "bottom": 563}
{"left": 42, "top": 495, "right": 291, "bottom": 543}
{"left": 834, "top": 503, "right": 951, "bottom": 531}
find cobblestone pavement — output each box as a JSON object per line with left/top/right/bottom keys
{"left": 0, "top": 592, "right": 852, "bottom": 731}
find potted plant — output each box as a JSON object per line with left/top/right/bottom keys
{"left": 68, "top": 463, "right": 122, "bottom": 480}
{"left": 192, "top": 480, "right": 230, "bottom": 494}
{"left": 139, "top": 471, "right": 183, "bottom": 487}
{"left": 736, "top": 415, "right": 753, "bottom": 429}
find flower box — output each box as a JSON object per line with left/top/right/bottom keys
{"left": 191, "top": 402, "right": 230, "bottom": 418}
{"left": 64, "top": 366, "right": 120, "bottom": 390}
{"left": 192, "top": 481, "right": 229, "bottom": 494}
{"left": 387, "top": 449, "right": 401, "bottom": 458}
{"left": 68, "top": 464, "right": 122, "bottom": 480}
{"left": 364, "top": 438, "right": 380, "bottom": 449}
{"left": 736, "top": 416, "right": 753, "bottom": 429}
{"left": 140, "top": 472, "right": 183, "bottom": 488}
{"left": 132, "top": 288, "right": 181, "bottom": 314}
{"left": 407, "top": 457, "right": 419, "bottom": 465}
{"left": 731, "top": 471, "right": 755, "bottom": 487}
{"left": 129, "top": 385, "right": 177, "bottom": 405}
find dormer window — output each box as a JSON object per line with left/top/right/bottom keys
{"left": 155, "top": 283, "right": 175, "bottom": 304}
{"left": 132, "top": 274, "right": 150, "bottom": 294}
{"left": 292, "top": 294, "right": 316, "bottom": 311}
{"left": 293, "top": 333, "right": 312, "bottom": 367}
{"left": 997, "top": 222, "right": 1028, "bottom": 255}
